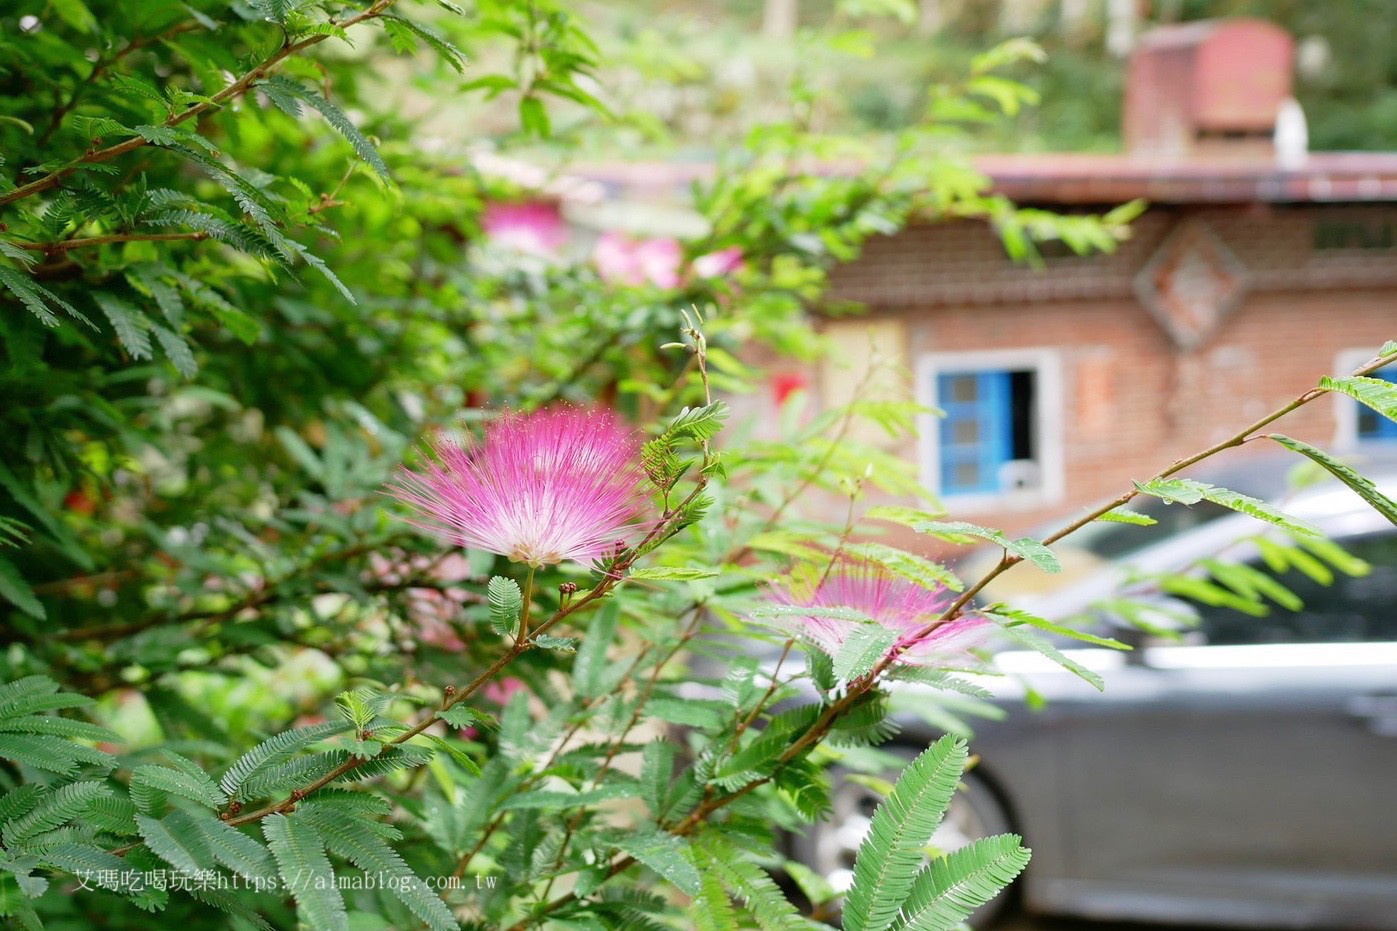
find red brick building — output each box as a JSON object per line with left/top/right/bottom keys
{"left": 822, "top": 19, "right": 1397, "bottom": 537}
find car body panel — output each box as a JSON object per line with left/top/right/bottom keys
{"left": 886, "top": 471, "right": 1397, "bottom": 927}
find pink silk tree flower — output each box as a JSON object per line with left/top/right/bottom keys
{"left": 771, "top": 559, "right": 990, "bottom": 669}
{"left": 386, "top": 408, "right": 651, "bottom": 568}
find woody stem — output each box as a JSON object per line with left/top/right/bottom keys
{"left": 519, "top": 565, "right": 535, "bottom": 643}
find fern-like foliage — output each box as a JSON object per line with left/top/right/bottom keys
{"left": 381, "top": 15, "right": 469, "bottom": 73}
{"left": 665, "top": 401, "right": 730, "bottom": 443}
{"left": 1322, "top": 374, "right": 1397, "bottom": 424}
{"left": 299, "top": 802, "right": 456, "bottom": 931}
{"left": 0, "top": 677, "right": 117, "bottom": 776}
{"left": 0, "top": 265, "right": 92, "bottom": 330}
{"left": 37, "top": 844, "right": 144, "bottom": 896}
{"left": 694, "top": 834, "right": 806, "bottom": 931}
{"left": 828, "top": 691, "right": 900, "bottom": 748}
{"left": 841, "top": 736, "right": 969, "bottom": 931}
{"left": 129, "top": 763, "right": 226, "bottom": 813}
{"left": 137, "top": 811, "right": 214, "bottom": 875}
{"left": 1269, "top": 433, "right": 1397, "bottom": 526}
{"left": 263, "top": 813, "right": 348, "bottom": 931}
{"left": 1134, "top": 477, "right": 1324, "bottom": 539}
{"left": 487, "top": 575, "right": 522, "bottom": 638}
{"left": 2, "top": 782, "right": 111, "bottom": 848}
{"left": 889, "top": 834, "right": 1031, "bottom": 931}
{"left": 639, "top": 739, "right": 677, "bottom": 819}
{"left": 220, "top": 720, "right": 351, "bottom": 799}
{"left": 693, "top": 859, "right": 741, "bottom": 931}
{"left": 259, "top": 77, "right": 390, "bottom": 180}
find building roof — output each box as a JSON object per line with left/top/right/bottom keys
{"left": 569, "top": 152, "right": 1397, "bottom": 209}
{"left": 975, "top": 152, "right": 1397, "bottom": 205}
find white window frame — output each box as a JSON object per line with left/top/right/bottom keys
{"left": 1333, "top": 348, "right": 1396, "bottom": 450}
{"left": 915, "top": 348, "right": 1065, "bottom": 513}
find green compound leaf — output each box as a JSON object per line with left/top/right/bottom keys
{"left": 131, "top": 763, "right": 226, "bottom": 812}
{"left": 1268, "top": 434, "right": 1397, "bottom": 527}
{"left": 220, "top": 720, "right": 352, "bottom": 800}
{"left": 914, "top": 521, "right": 1060, "bottom": 573}
{"left": 298, "top": 803, "right": 455, "bottom": 931}
{"left": 1322, "top": 374, "right": 1397, "bottom": 423}
{"left": 628, "top": 565, "right": 719, "bottom": 581}
{"left": 487, "top": 575, "right": 522, "bottom": 638}
{"left": 616, "top": 830, "right": 701, "bottom": 896}
{"left": 1134, "top": 477, "right": 1323, "bottom": 538}
{"left": 893, "top": 833, "right": 1032, "bottom": 931}
{"left": 986, "top": 604, "right": 1131, "bottom": 650}
{"left": 665, "top": 401, "right": 730, "bottom": 442}
{"left": 259, "top": 76, "right": 390, "bottom": 180}
{"left": 1095, "top": 507, "right": 1156, "bottom": 526}
{"left": 832, "top": 623, "right": 899, "bottom": 683}
{"left": 0, "top": 556, "right": 44, "bottom": 620}
{"left": 137, "top": 811, "right": 212, "bottom": 875}
{"left": 842, "top": 735, "right": 968, "bottom": 931}
{"left": 263, "top": 813, "right": 347, "bottom": 931}
{"left": 532, "top": 634, "right": 576, "bottom": 652}
{"left": 2, "top": 782, "right": 110, "bottom": 847}
{"left": 989, "top": 614, "right": 1106, "bottom": 691}
{"left": 572, "top": 600, "right": 620, "bottom": 699}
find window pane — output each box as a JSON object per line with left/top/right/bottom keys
{"left": 952, "top": 420, "right": 980, "bottom": 445}
{"left": 948, "top": 375, "right": 979, "bottom": 403}
{"left": 935, "top": 369, "right": 1027, "bottom": 496}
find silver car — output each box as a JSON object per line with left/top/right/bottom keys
{"left": 798, "top": 464, "right": 1397, "bottom": 928}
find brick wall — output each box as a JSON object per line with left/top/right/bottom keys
{"left": 819, "top": 203, "right": 1397, "bottom": 555}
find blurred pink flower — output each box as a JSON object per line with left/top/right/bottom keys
{"left": 593, "top": 232, "right": 682, "bottom": 288}
{"left": 593, "top": 234, "right": 744, "bottom": 289}
{"left": 416, "top": 612, "right": 467, "bottom": 652}
{"left": 483, "top": 677, "right": 526, "bottom": 705}
{"left": 365, "top": 551, "right": 473, "bottom": 650}
{"left": 481, "top": 200, "right": 567, "bottom": 255}
{"left": 770, "top": 558, "right": 988, "bottom": 669}
{"left": 459, "top": 678, "right": 529, "bottom": 739}
{"left": 386, "top": 408, "right": 651, "bottom": 568}
{"left": 692, "top": 246, "right": 744, "bottom": 279}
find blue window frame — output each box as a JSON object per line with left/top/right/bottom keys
{"left": 1358, "top": 364, "right": 1397, "bottom": 442}
{"left": 937, "top": 371, "right": 1014, "bottom": 495}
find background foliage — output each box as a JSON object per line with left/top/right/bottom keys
{"left": 579, "top": 0, "right": 1397, "bottom": 154}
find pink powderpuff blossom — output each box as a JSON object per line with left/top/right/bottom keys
{"left": 770, "top": 558, "right": 989, "bottom": 669}
{"left": 386, "top": 408, "right": 651, "bottom": 568}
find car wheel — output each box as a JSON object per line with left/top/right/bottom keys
{"left": 790, "top": 753, "right": 1017, "bottom": 928}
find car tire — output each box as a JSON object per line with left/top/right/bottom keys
{"left": 789, "top": 751, "right": 1018, "bottom": 928}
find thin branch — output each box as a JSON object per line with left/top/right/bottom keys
{"left": 37, "top": 21, "right": 204, "bottom": 146}
{"left": 0, "top": 1, "right": 397, "bottom": 209}
{"left": 307, "top": 163, "right": 358, "bottom": 216}
{"left": 450, "top": 642, "right": 659, "bottom": 880}
{"left": 11, "top": 231, "right": 208, "bottom": 253}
